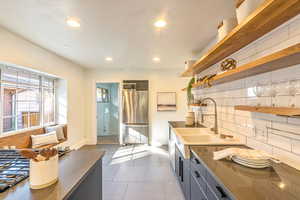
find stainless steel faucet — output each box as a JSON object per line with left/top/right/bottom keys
{"left": 201, "top": 97, "right": 218, "bottom": 135}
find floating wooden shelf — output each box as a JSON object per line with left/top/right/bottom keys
{"left": 188, "top": 103, "right": 207, "bottom": 107}
{"left": 181, "top": 0, "right": 300, "bottom": 77}
{"left": 235, "top": 105, "right": 300, "bottom": 117}
{"left": 192, "top": 43, "right": 300, "bottom": 88}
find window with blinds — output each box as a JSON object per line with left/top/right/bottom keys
{"left": 0, "top": 65, "right": 56, "bottom": 133}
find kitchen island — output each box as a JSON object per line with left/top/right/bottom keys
{"left": 0, "top": 148, "right": 105, "bottom": 200}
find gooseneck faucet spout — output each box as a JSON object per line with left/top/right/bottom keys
{"left": 201, "top": 97, "right": 218, "bottom": 135}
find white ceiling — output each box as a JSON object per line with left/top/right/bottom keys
{"left": 0, "top": 0, "right": 235, "bottom": 70}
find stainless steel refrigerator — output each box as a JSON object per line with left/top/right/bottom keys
{"left": 121, "top": 80, "right": 149, "bottom": 144}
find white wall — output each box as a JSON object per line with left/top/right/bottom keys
{"left": 0, "top": 26, "right": 86, "bottom": 149}
{"left": 55, "top": 79, "right": 68, "bottom": 125}
{"left": 193, "top": 14, "right": 300, "bottom": 169}
{"left": 84, "top": 68, "right": 188, "bottom": 146}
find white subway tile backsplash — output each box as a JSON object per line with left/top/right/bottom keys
{"left": 234, "top": 97, "right": 247, "bottom": 105}
{"left": 235, "top": 110, "right": 252, "bottom": 118}
{"left": 273, "top": 33, "right": 300, "bottom": 52}
{"left": 272, "top": 147, "right": 300, "bottom": 170}
{"left": 272, "top": 96, "right": 294, "bottom": 107}
{"left": 251, "top": 118, "right": 271, "bottom": 131}
{"left": 268, "top": 132, "right": 291, "bottom": 151}
{"left": 223, "top": 122, "right": 237, "bottom": 133}
{"left": 288, "top": 117, "right": 300, "bottom": 125}
{"left": 245, "top": 73, "right": 271, "bottom": 88}
{"left": 294, "top": 95, "right": 300, "bottom": 107}
{"left": 272, "top": 122, "right": 300, "bottom": 135}
{"left": 234, "top": 133, "right": 247, "bottom": 144}
{"left": 237, "top": 125, "right": 254, "bottom": 137}
{"left": 254, "top": 129, "right": 268, "bottom": 143}
{"left": 234, "top": 116, "right": 248, "bottom": 127}
{"left": 291, "top": 140, "right": 300, "bottom": 155}
{"left": 272, "top": 65, "right": 300, "bottom": 82}
{"left": 246, "top": 97, "right": 271, "bottom": 106}
{"left": 247, "top": 138, "right": 272, "bottom": 154}
{"left": 254, "top": 112, "right": 287, "bottom": 123}
{"left": 253, "top": 47, "right": 275, "bottom": 60}
{"left": 195, "top": 15, "right": 300, "bottom": 167}
{"left": 289, "top": 17, "right": 300, "bottom": 38}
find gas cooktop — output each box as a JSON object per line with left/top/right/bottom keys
{"left": 0, "top": 150, "right": 29, "bottom": 192}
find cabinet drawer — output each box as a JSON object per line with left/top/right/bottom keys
{"left": 191, "top": 152, "right": 206, "bottom": 179}
{"left": 206, "top": 187, "right": 219, "bottom": 200}
{"left": 206, "top": 172, "right": 231, "bottom": 200}
{"left": 190, "top": 163, "right": 206, "bottom": 192}
{"left": 191, "top": 175, "right": 207, "bottom": 200}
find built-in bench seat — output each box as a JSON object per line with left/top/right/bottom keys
{"left": 0, "top": 125, "right": 67, "bottom": 149}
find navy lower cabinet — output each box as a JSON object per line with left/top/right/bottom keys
{"left": 191, "top": 174, "right": 207, "bottom": 200}
{"left": 175, "top": 146, "right": 190, "bottom": 200}
{"left": 189, "top": 152, "right": 232, "bottom": 200}
{"left": 173, "top": 146, "right": 232, "bottom": 200}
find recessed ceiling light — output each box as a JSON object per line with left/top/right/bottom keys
{"left": 154, "top": 20, "right": 167, "bottom": 28}
{"left": 153, "top": 57, "right": 160, "bottom": 62}
{"left": 66, "top": 17, "right": 81, "bottom": 28}
{"left": 105, "top": 57, "right": 113, "bottom": 62}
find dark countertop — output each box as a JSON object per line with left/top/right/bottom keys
{"left": 168, "top": 121, "right": 206, "bottom": 128}
{"left": 190, "top": 145, "right": 300, "bottom": 200}
{"left": 0, "top": 148, "right": 105, "bottom": 200}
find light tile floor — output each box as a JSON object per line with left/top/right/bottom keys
{"left": 97, "top": 136, "right": 119, "bottom": 144}
{"left": 83, "top": 144, "right": 185, "bottom": 200}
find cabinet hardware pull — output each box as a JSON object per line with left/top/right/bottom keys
{"left": 180, "top": 160, "right": 184, "bottom": 182}
{"left": 194, "top": 158, "right": 200, "bottom": 164}
{"left": 194, "top": 171, "right": 200, "bottom": 178}
{"left": 216, "top": 186, "right": 227, "bottom": 198}
{"left": 179, "top": 158, "right": 182, "bottom": 178}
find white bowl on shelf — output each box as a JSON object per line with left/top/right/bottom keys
{"left": 236, "top": 0, "right": 265, "bottom": 24}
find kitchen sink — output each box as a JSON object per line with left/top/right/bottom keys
{"left": 173, "top": 127, "right": 242, "bottom": 146}
{"left": 181, "top": 135, "right": 214, "bottom": 143}
{"left": 174, "top": 128, "right": 211, "bottom": 135}
{"left": 171, "top": 127, "right": 243, "bottom": 159}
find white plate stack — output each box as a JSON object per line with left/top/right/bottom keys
{"left": 231, "top": 149, "right": 271, "bottom": 169}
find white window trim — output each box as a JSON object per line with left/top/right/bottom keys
{"left": 0, "top": 65, "right": 57, "bottom": 136}
{"left": 0, "top": 69, "right": 3, "bottom": 134}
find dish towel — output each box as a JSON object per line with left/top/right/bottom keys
{"left": 213, "top": 148, "right": 280, "bottom": 163}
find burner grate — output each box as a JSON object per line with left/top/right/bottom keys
{"left": 0, "top": 150, "right": 30, "bottom": 192}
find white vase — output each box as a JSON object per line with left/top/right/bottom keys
{"left": 29, "top": 154, "right": 58, "bottom": 189}
{"left": 236, "top": 0, "right": 265, "bottom": 24}
{"left": 218, "top": 17, "right": 238, "bottom": 42}
{"left": 185, "top": 112, "right": 195, "bottom": 125}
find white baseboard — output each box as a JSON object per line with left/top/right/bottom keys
{"left": 70, "top": 139, "right": 87, "bottom": 150}
{"left": 85, "top": 138, "right": 97, "bottom": 145}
